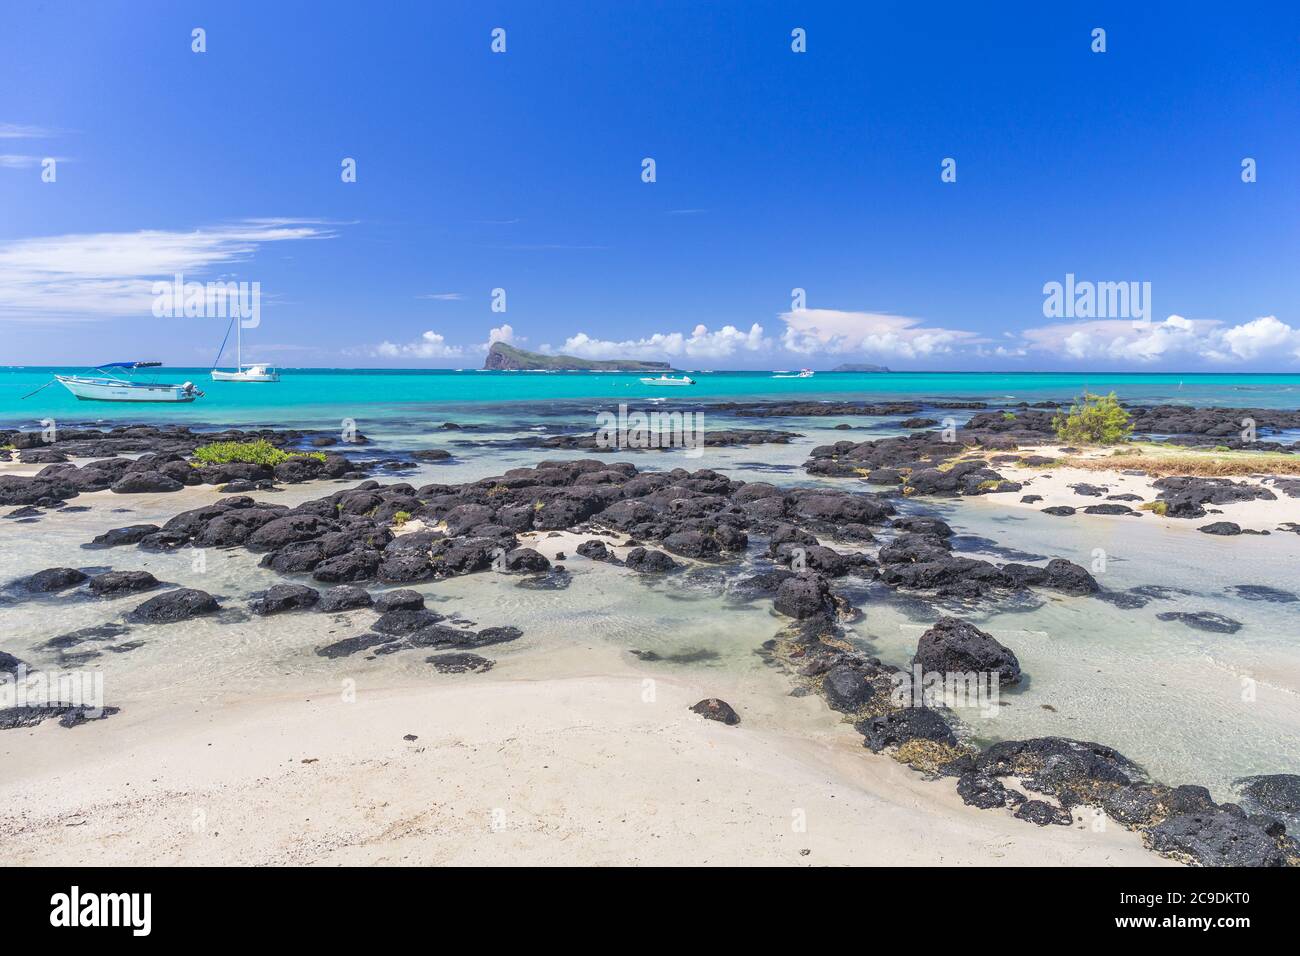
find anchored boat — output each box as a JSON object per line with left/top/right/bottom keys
{"left": 640, "top": 374, "right": 696, "bottom": 386}
{"left": 52, "top": 362, "right": 204, "bottom": 403}
{"left": 211, "top": 317, "right": 280, "bottom": 382}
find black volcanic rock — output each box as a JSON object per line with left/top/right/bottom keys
{"left": 427, "top": 652, "right": 494, "bottom": 673}
{"left": 1146, "top": 810, "right": 1295, "bottom": 867}
{"left": 822, "top": 664, "right": 876, "bottom": 712}
{"left": 88, "top": 570, "right": 160, "bottom": 596}
{"left": 372, "top": 608, "right": 445, "bottom": 635}
{"left": 19, "top": 567, "right": 88, "bottom": 592}
{"left": 1198, "top": 521, "right": 1241, "bottom": 535}
{"left": 913, "top": 617, "right": 1021, "bottom": 686}
{"left": 1156, "top": 611, "right": 1243, "bottom": 634}
{"left": 373, "top": 588, "right": 425, "bottom": 612}
{"left": 773, "top": 573, "right": 833, "bottom": 619}
{"left": 1042, "top": 558, "right": 1100, "bottom": 595}
{"left": 1236, "top": 774, "right": 1300, "bottom": 823}
{"left": 624, "top": 547, "right": 678, "bottom": 573}
{"left": 111, "top": 472, "right": 184, "bottom": 494}
{"left": 249, "top": 583, "right": 320, "bottom": 615}
{"left": 689, "top": 698, "right": 740, "bottom": 725}
{"left": 317, "top": 585, "right": 374, "bottom": 612}
{"left": 316, "top": 633, "right": 397, "bottom": 659}
{"left": 855, "top": 707, "right": 956, "bottom": 752}
{"left": 1014, "top": 800, "right": 1073, "bottom": 826}
{"left": 86, "top": 524, "right": 161, "bottom": 549}
{"left": 127, "top": 588, "right": 219, "bottom": 624}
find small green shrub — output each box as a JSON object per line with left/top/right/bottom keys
{"left": 1052, "top": 392, "right": 1133, "bottom": 445}
{"left": 392, "top": 510, "right": 412, "bottom": 526}
{"left": 1139, "top": 500, "right": 1168, "bottom": 515}
{"left": 1002, "top": 411, "right": 1016, "bottom": 421}
{"left": 191, "top": 439, "right": 326, "bottom": 467}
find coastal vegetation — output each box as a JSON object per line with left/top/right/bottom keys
{"left": 191, "top": 439, "right": 326, "bottom": 467}
{"left": 1052, "top": 392, "right": 1133, "bottom": 445}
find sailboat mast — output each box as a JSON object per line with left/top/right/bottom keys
{"left": 236, "top": 317, "right": 242, "bottom": 370}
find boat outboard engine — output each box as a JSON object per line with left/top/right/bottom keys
{"left": 182, "top": 381, "right": 195, "bottom": 394}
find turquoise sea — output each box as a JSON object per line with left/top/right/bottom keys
{"left": 4, "top": 368, "right": 1300, "bottom": 428}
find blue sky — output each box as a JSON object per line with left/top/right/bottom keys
{"left": 1, "top": 1, "right": 1298, "bottom": 370}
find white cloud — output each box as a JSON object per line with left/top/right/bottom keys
{"left": 418, "top": 292, "right": 464, "bottom": 301}
{"left": 1216, "top": 315, "right": 1300, "bottom": 361}
{"left": 778, "top": 309, "right": 977, "bottom": 359}
{"left": 556, "top": 323, "right": 770, "bottom": 361}
{"left": 0, "top": 124, "right": 56, "bottom": 139}
{"left": 362, "top": 323, "right": 520, "bottom": 363}
{"left": 1019, "top": 314, "right": 1300, "bottom": 364}
{"left": 0, "top": 220, "right": 333, "bottom": 322}
{"left": 487, "top": 324, "right": 518, "bottom": 346}
{"left": 372, "top": 331, "right": 466, "bottom": 360}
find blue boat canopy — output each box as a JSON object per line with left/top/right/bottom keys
{"left": 97, "top": 361, "right": 162, "bottom": 370}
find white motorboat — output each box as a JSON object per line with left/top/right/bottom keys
{"left": 211, "top": 317, "right": 279, "bottom": 382}
{"left": 52, "top": 362, "right": 203, "bottom": 403}
{"left": 640, "top": 374, "right": 695, "bottom": 386}
{"left": 773, "top": 368, "right": 814, "bottom": 379}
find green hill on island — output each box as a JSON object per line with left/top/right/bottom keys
{"left": 483, "top": 342, "right": 672, "bottom": 371}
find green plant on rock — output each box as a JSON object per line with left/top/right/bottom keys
{"left": 1052, "top": 392, "right": 1133, "bottom": 445}
{"left": 191, "top": 439, "right": 326, "bottom": 467}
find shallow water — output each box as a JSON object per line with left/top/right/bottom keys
{"left": 855, "top": 496, "right": 1300, "bottom": 797}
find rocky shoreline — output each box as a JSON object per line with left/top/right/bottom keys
{"left": 3, "top": 418, "right": 1298, "bottom": 865}
{"left": 5, "top": 434, "right": 1294, "bottom": 868}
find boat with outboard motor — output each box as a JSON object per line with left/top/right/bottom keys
{"left": 50, "top": 362, "right": 204, "bottom": 403}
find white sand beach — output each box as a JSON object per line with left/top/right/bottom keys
{"left": 0, "top": 646, "right": 1166, "bottom": 866}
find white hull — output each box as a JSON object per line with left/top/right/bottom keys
{"left": 640, "top": 376, "right": 695, "bottom": 386}
{"left": 212, "top": 367, "right": 279, "bottom": 382}
{"left": 56, "top": 376, "right": 201, "bottom": 403}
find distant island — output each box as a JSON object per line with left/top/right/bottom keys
{"left": 483, "top": 342, "right": 672, "bottom": 372}
{"left": 830, "top": 363, "right": 891, "bottom": 373}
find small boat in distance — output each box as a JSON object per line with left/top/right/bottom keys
{"left": 773, "top": 368, "right": 814, "bottom": 379}
{"left": 54, "top": 362, "right": 204, "bottom": 403}
{"left": 211, "top": 317, "right": 280, "bottom": 382}
{"left": 640, "top": 374, "right": 696, "bottom": 386}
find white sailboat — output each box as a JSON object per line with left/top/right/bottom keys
{"left": 211, "top": 318, "right": 279, "bottom": 382}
